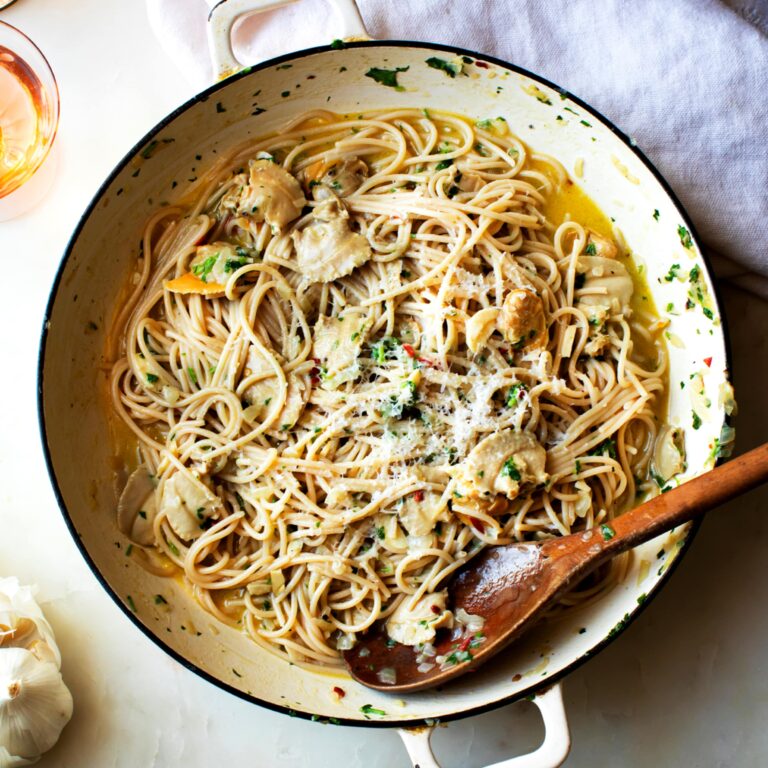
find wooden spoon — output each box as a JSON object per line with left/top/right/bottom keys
{"left": 343, "top": 441, "right": 768, "bottom": 693}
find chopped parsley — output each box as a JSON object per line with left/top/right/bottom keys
{"left": 505, "top": 382, "right": 527, "bottom": 407}
{"left": 370, "top": 336, "right": 400, "bottom": 363}
{"left": 192, "top": 254, "right": 217, "bottom": 282}
{"left": 375, "top": 526, "right": 385, "bottom": 540}
{"left": 584, "top": 242, "right": 597, "bottom": 255}
{"left": 653, "top": 209, "right": 660, "bottom": 221}
{"left": 692, "top": 410, "right": 702, "bottom": 430}
{"left": 663, "top": 263, "right": 681, "bottom": 282}
{"left": 425, "top": 56, "right": 462, "bottom": 78}
{"left": 154, "top": 595, "right": 168, "bottom": 605}
{"left": 360, "top": 704, "right": 387, "bottom": 717}
{"left": 435, "top": 158, "right": 453, "bottom": 171}
{"left": 365, "top": 66, "right": 409, "bottom": 90}
{"left": 650, "top": 470, "right": 672, "bottom": 493}
{"left": 677, "top": 224, "right": 693, "bottom": 249}
{"left": 500, "top": 456, "right": 521, "bottom": 482}
{"left": 145, "top": 373, "right": 159, "bottom": 384}
{"left": 580, "top": 119, "right": 592, "bottom": 127}
{"left": 126, "top": 595, "right": 137, "bottom": 613}
{"left": 187, "top": 367, "right": 198, "bottom": 385}
{"left": 607, "top": 613, "right": 631, "bottom": 639}
{"left": 589, "top": 438, "right": 617, "bottom": 459}
{"left": 141, "top": 141, "right": 158, "bottom": 159}
{"left": 600, "top": 523, "right": 616, "bottom": 541}
{"left": 444, "top": 649, "right": 473, "bottom": 665}
{"left": 330, "top": 38, "right": 345, "bottom": 49}
{"left": 224, "top": 258, "right": 248, "bottom": 273}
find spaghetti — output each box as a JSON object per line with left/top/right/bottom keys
{"left": 109, "top": 108, "right": 670, "bottom": 666}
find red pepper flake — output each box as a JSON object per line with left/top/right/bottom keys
{"left": 402, "top": 343, "right": 416, "bottom": 358}
{"left": 458, "top": 634, "right": 473, "bottom": 652}
{"left": 469, "top": 516, "right": 485, "bottom": 533}
{"left": 413, "top": 490, "right": 425, "bottom": 503}
{"left": 475, "top": 61, "right": 490, "bottom": 69}
{"left": 332, "top": 686, "right": 346, "bottom": 698}
{"left": 703, "top": 357, "right": 712, "bottom": 367}
{"left": 418, "top": 356, "right": 440, "bottom": 369}
{"left": 430, "top": 604, "right": 442, "bottom": 615}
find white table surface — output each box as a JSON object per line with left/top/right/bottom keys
{"left": 2, "top": 1, "right": 767, "bottom": 765}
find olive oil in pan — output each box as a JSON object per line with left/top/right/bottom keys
{"left": 542, "top": 169, "right": 668, "bottom": 377}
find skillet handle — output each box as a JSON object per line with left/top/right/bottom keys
{"left": 397, "top": 684, "right": 570, "bottom": 768}
{"left": 206, "top": 0, "right": 370, "bottom": 81}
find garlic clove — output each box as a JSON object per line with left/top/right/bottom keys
{"left": 0, "top": 580, "right": 60, "bottom": 670}
{"left": 0, "top": 648, "right": 73, "bottom": 762}
{"left": 0, "top": 745, "right": 38, "bottom": 767}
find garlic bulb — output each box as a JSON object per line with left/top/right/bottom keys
{"left": 0, "top": 649, "right": 73, "bottom": 766}
{"left": 0, "top": 579, "right": 72, "bottom": 766}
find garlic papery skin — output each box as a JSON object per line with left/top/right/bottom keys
{"left": 0, "top": 580, "right": 60, "bottom": 668}
{"left": 0, "top": 648, "right": 73, "bottom": 767}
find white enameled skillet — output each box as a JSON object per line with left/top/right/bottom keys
{"left": 38, "top": 1, "right": 733, "bottom": 765}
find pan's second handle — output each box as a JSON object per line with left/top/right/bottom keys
{"left": 206, "top": 0, "right": 369, "bottom": 81}
{"left": 397, "top": 684, "right": 571, "bottom": 768}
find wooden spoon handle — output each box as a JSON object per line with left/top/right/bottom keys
{"left": 606, "top": 441, "right": 768, "bottom": 554}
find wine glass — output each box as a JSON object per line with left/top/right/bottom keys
{"left": 0, "top": 19, "right": 59, "bottom": 219}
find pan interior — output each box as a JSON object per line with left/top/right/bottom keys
{"left": 40, "top": 43, "right": 730, "bottom": 725}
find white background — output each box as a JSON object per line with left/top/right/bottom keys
{"left": 1, "top": 1, "right": 767, "bottom": 765}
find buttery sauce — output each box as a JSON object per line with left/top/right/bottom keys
{"left": 541, "top": 168, "right": 668, "bottom": 386}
